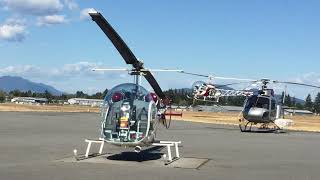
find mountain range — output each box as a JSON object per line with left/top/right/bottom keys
{"left": 0, "top": 76, "right": 306, "bottom": 104}
{"left": 0, "top": 76, "right": 63, "bottom": 96}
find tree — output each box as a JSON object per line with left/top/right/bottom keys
{"left": 284, "top": 94, "right": 292, "bottom": 107}
{"left": 60, "top": 94, "right": 68, "bottom": 100}
{"left": 44, "top": 90, "right": 53, "bottom": 102}
{"left": 296, "top": 103, "right": 304, "bottom": 109}
{"left": 91, "top": 92, "right": 103, "bottom": 99}
{"left": 305, "top": 94, "right": 313, "bottom": 111}
{"left": 313, "top": 92, "right": 320, "bottom": 113}
{"left": 280, "top": 91, "right": 285, "bottom": 104}
{"left": 0, "top": 90, "right": 6, "bottom": 103}
{"left": 292, "top": 96, "right": 296, "bottom": 107}
{"left": 10, "top": 89, "right": 22, "bottom": 97}
{"left": 75, "top": 91, "right": 87, "bottom": 98}
{"left": 32, "top": 92, "right": 37, "bottom": 97}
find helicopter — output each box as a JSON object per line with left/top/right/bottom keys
{"left": 180, "top": 72, "right": 320, "bottom": 132}
{"left": 180, "top": 71, "right": 255, "bottom": 102}
{"left": 238, "top": 79, "right": 320, "bottom": 132}
{"left": 88, "top": 11, "right": 181, "bottom": 152}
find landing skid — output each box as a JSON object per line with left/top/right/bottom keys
{"left": 238, "top": 118, "right": 283, "bottom": 133}
{"left": 152, "top": 141, "right": 182, "bottom": 164}
{"left": 74, "top": 138, "right": 182, "bottom": 164}
{"left": 73, "top": 138, "right": 105, "bottom": 161}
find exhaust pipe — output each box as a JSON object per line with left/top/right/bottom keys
{"left": 134, "top": 146, "right": 142, "bottom": 153}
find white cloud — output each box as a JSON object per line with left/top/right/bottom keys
{"left": 0, "top": 62, "right": 123, "bottom": 79}
{"left": 51, "top": 61, "right": 101, "bottom": 77}
{"left": 4, "top": 17, "right": 27, "bottom": 25}
{"left": 0, "top": 62, "right": 131, "bottom": 94}
{"left": 0, "top": 65, "right": 40, "bottom": 75}
{"left": 37, "top": 15, "right": 68, "bottom": 26}
{"left": 80, "top": 8, "right": 97, "bottom": 20}
{"left": 0, "top": 18, "right": 27, "bottom": 42}
{"left": 64, "top": 0, "right": 78, "bottom": 10}
{"left": 2, "top": 0, "right": 64, "bottom": 16}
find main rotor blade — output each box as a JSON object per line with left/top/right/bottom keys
{"left": 213, "top": 76, "right": 256, "bottom": 81}
{"left": 142, "top": 69, "right": 183, "bottom": 72}
{"left": 143, "top": 71, "right": 166, "bottom": 99}
{"left": 92, "top": 68, "right": 130, "bottom": 72}
{"left": 180, "top": 71, "right": 255, "bottom": 81}
{"left": 275, "top": 81, "right": 320, "bottom": 89}
{"left": 179, "top": 71, "right": 209, "bottom": 78}
{"left": 89, "top": 12, "right": 143, "bottom": 70}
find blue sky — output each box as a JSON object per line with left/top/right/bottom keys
{"left": 0, "top": 0, "right": 320, "bottom": 98}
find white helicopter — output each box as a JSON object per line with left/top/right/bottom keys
{"left": 180, "top": 71, "right": 255, "bottom": 102}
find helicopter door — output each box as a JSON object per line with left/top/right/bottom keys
{"left": 243, "top": 95, "right": 258, "bottom": 114}
{"left": 135, "top": 101, "right": 157, "bottom": 143}
{"left": 133, "top": 101, "right": 150, "bottom": 141}
{"left": 270, "top": 99, "right": 276, "bottom": 120}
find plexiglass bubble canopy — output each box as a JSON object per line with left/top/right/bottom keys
{"left": 101, "top": 83, "right": 158, "bottom": 146}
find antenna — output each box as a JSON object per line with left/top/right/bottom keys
{"left": 283, "top": 85, "right": 287, "bottom": 105}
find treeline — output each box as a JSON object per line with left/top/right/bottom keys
{"left": 0, "top": 89, "right": 109, "bottom": 103}
{"left": 279, "top": 92, "right": 320, "bottom": 113}
{"left": 163, "top": 89, "right": 320, "bottom": 113}
{"left": 1, "top": 88, "right": 320, "bottom": 113}
{"left": 303, "top": 93, "right": 320, "bottom": 113}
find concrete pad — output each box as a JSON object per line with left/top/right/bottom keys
{"left": 166, "top": 157, "right": 210, "bottom": 169}
{"left": 58, "top": 154, "right": 210, "bottom": 169}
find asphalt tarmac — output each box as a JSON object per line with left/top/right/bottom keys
{"left": 0, "top": 112, "right": 319, "bottom": 180}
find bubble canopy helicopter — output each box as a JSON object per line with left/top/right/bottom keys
{"left": 88, "top": 11, "right": 181, "bottom": 149}
{"left": 101, "top": 83, "right": 158, "bottom": 146}
{"left": 180, "top": 71, "right": 320, "bottom": 132}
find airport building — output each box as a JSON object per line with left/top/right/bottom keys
{"left": 11, "top": 97, "right": 48, "bottom": 104}
{"left": 193, "top": 105, "right": 243, "bottom": 112}
{"left": 67, "top": 98, "right": 104, "bottom": 107}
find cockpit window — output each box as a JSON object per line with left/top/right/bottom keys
{"left": 255, "top": 97, "right": 270, "bottom": 109}
{"left": 104, "top": 83, "right": 149, "bottom": 104}
{"left": 244, "top": 95, "right": 257, "bottom": 110}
